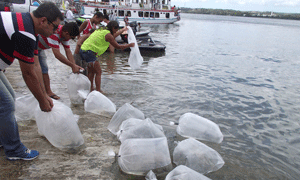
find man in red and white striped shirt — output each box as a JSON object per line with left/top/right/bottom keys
{"left": 38, "top": 22, "right": 82, "bottom": 100}
{"left": 0, "top": 2, "right": 63, "bottom": 161}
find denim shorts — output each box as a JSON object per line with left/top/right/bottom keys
{"left": 38, "top": 50, "right": 48, "bottom": 74}
{"left": 79, "top": 49, "right": 97, "bottom": 63}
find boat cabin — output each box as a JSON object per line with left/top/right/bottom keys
{"left": 79, "top": 0, "right": 180, "bottom": 24}
{"left": 80, "top": 0, "right": 174, "bottom": 11}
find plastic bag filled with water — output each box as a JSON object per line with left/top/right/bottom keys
{"left": 173, "top": 138, "right": 224, "bottom": 174}
{"left": 165, "top": 165, "right": 211, "bottom": 180}
{"left": 117, "top": 118, "right": 163, "bottom": 136}
{"left": 145, "top": 170, "right": 157, "bottom": 180}
{"left": 117, "top": 118, "right": 144, "bottom": 134}
{"left": 177, "top": 112, "right": 223, "bottom": 144}
{"left": 67, "top": 73, "right": 91, "bottom": 104}
{"left": 107, "top": 103, "right": 145, "bottom": 135}
{"left": 84, "top": 90, "right": 116, "bottom": 116}
{"left": 127, "top": 26, "right": 143, "bottom": 70}
{"left": 35, "top": 100, "right": 85, "bottom": 152}
{"left": 118, "top": 137, "right": 171, "bottom": 175}
{"left": 15, "top": 94, "right": 39, "bottom": 121}
{"left": 117, "top": 118, "right": 165, "bottom": 143}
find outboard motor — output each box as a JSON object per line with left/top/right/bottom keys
{"left": 129, "top": 21, "right": 138, "bottom": 35}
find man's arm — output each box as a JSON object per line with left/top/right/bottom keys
{"left": 77, "top": 20, "right": 88, "bottom": 38}
{"left": 77, "top": 34, "right": 90, "bottom": 46}
{"left": 33, "top": 55, "right": 47, "bottom": 94}
{"left": 19, "top": 57, "right": 53, "bottom": 112}
{"left": 105, "top": 33, "right": 135, "bottom": 50}
{"left": 113, "top": 26, "right": 128, "bottom": 38}
{"left": 65, "top": 47, "right": 75, "bottom": 64}
{"left": 52, "top": 48, "right": 83, "bottom": 73}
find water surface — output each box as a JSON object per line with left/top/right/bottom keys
{"left": 94, "top": 14, "right": 300, "bottom": 179}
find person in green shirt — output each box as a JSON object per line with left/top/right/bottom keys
{"left": 79, "top": 21, "right": 135, "bottom": 93}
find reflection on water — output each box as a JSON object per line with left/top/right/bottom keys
{"left": 97, "top": 14, "right": 300, "bottom": 179}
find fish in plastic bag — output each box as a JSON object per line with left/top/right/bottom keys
{"left": 173, "top": 138, "right": 224, "bottom": 174}
{"left": 35, "top": 100, "right": 85, "bottom": 152}
{"left": 118, "top": 118, "right": 165, "bottom": 143}
{"left": 67, "top": 73, "right": 91, "bottom": 104}
{"left": 165, "top": 165, "right": 211, "bottom": 180}
{"left": 117, "top": 118, "right": 163, "bottom": 137}
{"left": 84, "top": 90, "right": 116, "bottom": 116}
{"left": 127, "top": 26, "right": 143, "bottom": 70}
{"left": 107, "top": 103, "right": 145, "bottom": 135}
{"left": 15, "top": 94, "right": 39, "bottom": 121}
{"left": 118, "top": 137, "right": 171, "bottom": 175}
{"left": 177, "top": 112, "right": 223, "bottom": 143}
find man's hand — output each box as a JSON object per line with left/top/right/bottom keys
{"left": 121, "top": 26, "right": 128, "bottom": 32}
{"left": 71, "top": 64, "right": 84, "bottom": 73}
{"left": 39, "top": 96, "right": 53, "bottom": 112}
{"left": 129, "top": 43, "right": 135, "bottom": 47}
{"left": 46, "top": 95, "right": 54, "bottom": 108}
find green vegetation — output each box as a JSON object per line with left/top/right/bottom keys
{"left": 180, "top": 7, "right": 300, "bottom": 20}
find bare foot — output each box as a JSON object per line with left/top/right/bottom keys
{"left": 49, "top": 94, "right": 60, "bottom": 100}
{"left": 99, "top": 90, "right": 106, "bottom": 95}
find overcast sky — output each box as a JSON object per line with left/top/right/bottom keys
{"left": 171, "top": 0, "right": 300, "bottom": 13}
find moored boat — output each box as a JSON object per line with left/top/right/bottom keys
{"left": 136, "top": 35, "right": 166, "bottom": 51}
{"left": 77, "top": 0, "right": 180, "bottom": 24}
{"left": 118, "top": 35, "right": 166, "bottom": 51}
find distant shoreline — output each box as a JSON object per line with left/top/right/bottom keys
{"left": 179, "top": 8, "right": 300, "bottom": 21}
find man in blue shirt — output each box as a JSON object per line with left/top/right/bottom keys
{"left": 0, "top": 2, "right": 63, "bottom": 161}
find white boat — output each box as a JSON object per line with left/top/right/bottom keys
{"left": 78, "top": 0, "right": 180, "bottom": 24}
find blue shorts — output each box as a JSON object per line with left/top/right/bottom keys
{"left": 79, "top": 49, "right": 97, "bottom": 63}
{"left": 38, "top": 50, "right": 48, "bottom": 74}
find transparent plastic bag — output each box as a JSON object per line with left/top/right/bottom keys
{"left": 84, "top": 90, "right": 116, "bottom": 115}
{"left": 118, "top": 137, "right": 171, "bottom": 175}
{"left": 165, "top": 165, "right": 211, "bottom": 180}
{"left": 145, "top": 170, "right": 157, "bottom": 180}
{"left": 118, "top": 118, "right": 144, "bottom": 133}
{"left": 127, "top": 26, "right": 143, "bottom": 70}
{"left": 67, "top": 73, "right": 91, "bottom": 104}
{"left": 15, "top": 94, "right": 38, "bottom": 121}
{"left": 117, "top": 118, "right": 163, "bottom": 137}
{"left": 107, "top": 103, "right": 145, "bottom": 135}
{"left": 118, "top": 118, "right": 165, "bottom": 143}
{"left": 35, "top": 100, "right": 85, "bottom": 152}
{"left": 177, "top": 113, "right": 223, "bottom": 143}
{"left": 173, "top": 138, "right": 224, "bottom": 174}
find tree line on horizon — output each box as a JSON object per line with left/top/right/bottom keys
{"left": 179, "top": 7, "right": 300, "bottom": 20}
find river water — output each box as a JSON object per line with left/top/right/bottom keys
{"left": 86, "top": 13, "right": 300, "bottom": 179}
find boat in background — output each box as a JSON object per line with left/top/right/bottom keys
{"left": 77, "top": 0, "right": 180, "bottom": 24}
{"left": 136, "top": 35, "right": 166, "bottom": 51}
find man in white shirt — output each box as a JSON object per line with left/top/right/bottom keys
{"left": 66, "top": 8, "right": 74, "bottom": 22}
{"left": 65, "top": 0, "right": 69, "bottom": 9}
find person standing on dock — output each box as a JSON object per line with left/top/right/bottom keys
{"left": 0, "top": 2, "right": 63, "bottom": 161}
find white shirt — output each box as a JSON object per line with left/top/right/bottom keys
{"left": 66, "top": 10, "right": 74, "bottom": 20}
{"left": 65, "top": 1, "right": 69, "bottom": 9}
